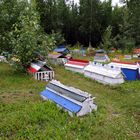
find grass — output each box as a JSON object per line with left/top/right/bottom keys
{"left": 0, "top": 62, "right": 140, "bottom": 140}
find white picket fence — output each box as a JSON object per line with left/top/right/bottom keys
{"left": 34, "top": 71, "right": 54, "bottom": 81}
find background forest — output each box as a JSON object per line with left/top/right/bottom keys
{"left": 36, "top": 0, "right": 140, "bottom": 48}
{"left": 0, "top": 0, "right": 140, "bottom": 67}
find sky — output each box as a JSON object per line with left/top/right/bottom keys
{"left": 73, "top": 0, "right": 123, "bottom": 7}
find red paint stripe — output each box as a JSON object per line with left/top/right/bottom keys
{"left": 67, "top": 61, "right": 88, "bottom": 66}
{"left": 134, "top": 48, "right": 140, "bottom": 53}
{"left": 28, "top": 67, "right": 38, "bottom": 73}
{"left": 112, "top": 61, "right": 136, "bottom": 65}
{"left": 69, "top": 58, "right": 89, "bottom": 63}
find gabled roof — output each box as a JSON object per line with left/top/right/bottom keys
{"left": 54, "top": 45, "right": 68, "bottom": 53}
{"left": 84, "top": 64, "right": 123, "bottom": 78}
{"left": 40, "top": 80, "right": 97, "bottom": 116}
{"left": 65, "top": 59, "right": 89, "bottom": 69}
{"left": 109, "top": 61, "right": 138, "bottom": 70}
{"left": 54, "top": 48, "right": 67, "bottom": 53}
{"left": 28, "top": 61, "right": 52, "bottom": 73}
{"left": 94, "top": 54, "right": 110, "bottom": 62}
{"left": 95, "top": 49, "right": 106, "bottom": 53}
{"left": 41, "top": 89, "right": 82, "bottom": 113}
{"left": 28, "top": 63, "right": 41, "bottom": 73}
{"left": 48, "top": 53, "right": 63, "bottom": 59}
{"left": 28, "top": 67, "right": 38, "bottom": 73}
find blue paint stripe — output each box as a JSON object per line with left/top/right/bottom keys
{"left": 54, "top": 48, "right": 66, "bottom": 52}
{"left": 121, "top": 68, "right": 138, "bottom": 80}
{"left": 41, "top": 90, "right": 82, "bottom": 113}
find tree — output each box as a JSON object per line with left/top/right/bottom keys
{"left": 0, "top": 0, "right": 27, "bottom": 53}
{"left": 100, "top": 26, "right": 112, "bottom": 51}
{"left": 111, "top": 5, "right": 124, "bottom": 37}
{"left": 127, "top": 0, "right": 140, "bottom": 46}
{"left": 100, "top": 0, "right": 112, "bottom": 33}
{"left": 10, "top": 0, "right": 55, "bottom": 70}
{"left": 114, "top": 2, "right": 136, "bottom": 53}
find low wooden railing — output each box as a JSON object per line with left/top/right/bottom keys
{"left": 34, "top": 71, "right": 54, "bottom": 81}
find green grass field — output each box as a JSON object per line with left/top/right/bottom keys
{"left": 0, "top": 62, "right": 140, "bottom": 140}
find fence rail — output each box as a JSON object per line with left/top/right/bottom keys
{"left": 34, "top": 71, "right": 54, "bottom": 81}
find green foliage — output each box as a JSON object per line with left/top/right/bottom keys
{"left": 127, "top": 0, "right": 140, "bottom": 46}
{"left": 1, "top": 0, "right": 139, "bottom": 51}
{"left": 0, "top": 0, "right": 61, "bottom": 70}
{"left": 37, "top": 33, "right": 56, "bottom": 54}
{"left": 0, "top": 0, "right": 27, "bottom": 53}
{"left": 50, "top": 31, "right": 65, "bottom": 45}
{"left": 7, "top": 1, "right": 58, "bottom": 70}
{"left": 100, "top": 26, "right": 112, "bottom": 51}
{"left": 113, "top": 4, "right": 137, "bottom": 53}
{"left": 79, "top": 0, "right": 102, "bottom": 45}
{"left": 73, "top": 42, "right": 83, "bottom": 50}
{"left": 111, "top": 5, "right": 124, "bottom": 37}
{"left": 100, "top": 0, "right": 112, "bottom": 32}
{"left": 121, "top": 37, "right": 135, "bottom": 53}
{"left": 9, "top": 2, "right": 44, "bottom": 69}
{"left": 35, "top": 0, "right": 140, "bottom": 50}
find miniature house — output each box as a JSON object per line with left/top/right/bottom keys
{"left": 28, "top": 61, "right": 54, "bottom": 81}
{"left": 0, "top": 56, "right": 7, "bottom": 62}
{"left": 94, "top": 49, "right": 110, "bottom": 62}
{"left": 133, "top": 48, "right": 140, "bottom": 59}
{"left": 109, "top": 61, "right": 140, "bottom": 81}
{"left": 48, "top": 45, "right": 71, "bottom": 65}
{"left": 48, "top": 52, "right": 72, "bottom": 65}
{"left": 124, "top": 55, "right": 132, "bottom": 60}
{"left": 40, "top": 80, "right": 97, "bottom": 117}
{"left": 53, "top": 45, "right": 70, "bottom": 55}
{"left": 65, "top": 59, "right": 89, "bottom": 73}
{"left": 84, "top": 62, "right": 124, "bottom": 85}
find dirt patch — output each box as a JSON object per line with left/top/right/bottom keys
{"left": 0, "top": 91, "right": 39, "bottom": 104}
